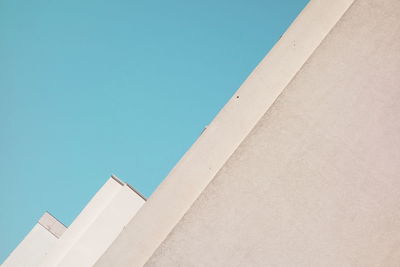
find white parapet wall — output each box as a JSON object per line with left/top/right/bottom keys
{"left": 3, "top": 175, "right": 146, "bottom": 267}
{"left": 39, "top": 175, "right": 145, "bottom": 267}
{"left": 2, "top": 212, "right": 66, "bottom": 267}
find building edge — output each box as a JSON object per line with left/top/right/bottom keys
{"left": 94, "top": 1, "right": 356, "bottom": 266}
{"left": 2, "top": 212, "right": 66, "bottom": 267}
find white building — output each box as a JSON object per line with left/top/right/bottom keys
{"left": 4, "top": 0, "right": 400, "bottom": 266}
{"left": 2, "top": 176, "right": 145, "bottom": 267}
{"left": 1, "top": 213, "right": 66, "bottom": 267}
{"left": 96, "top": 0, "right": 400, "bottom": 266}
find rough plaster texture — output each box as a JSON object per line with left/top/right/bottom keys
{"left": 144, "top": 0, "right": 400, "bottom": 266}
{"left": 2, "top": 213, "right": 66, "bottom": 267}
{"left": 95, "top": 1, "right": 356, "bottom": 266}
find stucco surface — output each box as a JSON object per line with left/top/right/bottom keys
{"left": 95, "top": 1, "right": 355, "bottom": 266}
{"left": 144, "top": 0, "right": 400, "bottom": 266}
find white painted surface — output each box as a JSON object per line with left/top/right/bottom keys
{"left": 2, "top": 213, "right": 66, "bottom": 267}
{"left": 95, "top": 1, "right": 356, "bottom": 266}
{"left": 144, "top": 0, "right": 400, "bottom": 265}
{"left": 56, "top": 184, "right": 145, "bottom": 267}
{"left": 39, "top": 176, "right": 145, "bottom": 267}
{"left": 39, "top": 177, "right": 122, "bottom": 267}
{"left": 38, "top": 212, "right": 67, "bottom": 239}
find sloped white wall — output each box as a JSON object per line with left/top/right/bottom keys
{"left": 39, "top": 176, "right": 145, "bottom": 267}
{"left": 2, "top": 213, "right": 66, "bottom": 267}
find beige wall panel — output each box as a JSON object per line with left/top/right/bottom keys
{"left": 145, "top": 0, "right": 400, "bottom": 266}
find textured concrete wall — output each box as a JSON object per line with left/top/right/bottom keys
{"left": 2, "top": 213, "right": 66, "bottom": 267}
{"left": 94, "top": 1, "right": 355, "bottom": 266}
{"left": 144, "top": 0, "right": 400, "bottom": 266}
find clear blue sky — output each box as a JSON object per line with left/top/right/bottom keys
{"left": 0, "top": 0, "right": 308, "bottom": 262}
